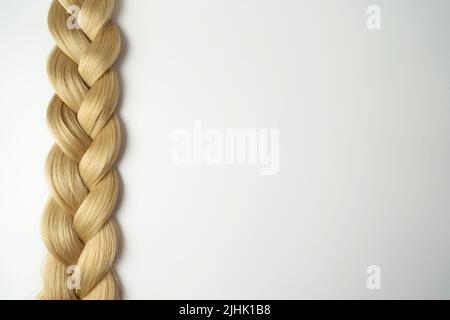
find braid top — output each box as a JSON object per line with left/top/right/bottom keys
{"left": 40, "top": 0, "right": 121, "bottom": 300}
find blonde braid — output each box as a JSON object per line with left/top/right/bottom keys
{"left": 40, "top": 0, "right": 122, "bottom": 300}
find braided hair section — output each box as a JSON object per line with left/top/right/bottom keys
{"left": 40, "top": 0, "right": 121, "bottom": 300}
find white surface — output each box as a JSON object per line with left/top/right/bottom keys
{"left": 0, "top": 0, "right": 450, "bottom": 300}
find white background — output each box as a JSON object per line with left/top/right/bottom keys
{"left": 1, "top": 0, "right": 450, "bottom": 299}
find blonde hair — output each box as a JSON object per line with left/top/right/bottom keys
{"left": 40, "top": 0, "right": 122, "bottom": 300}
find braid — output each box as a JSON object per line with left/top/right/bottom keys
{"left": 40, "top": 0, "right": 122, "bottom": 300}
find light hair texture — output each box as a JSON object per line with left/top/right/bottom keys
{"left": 40, "top": 0, "right": 122, "bottom": 300}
